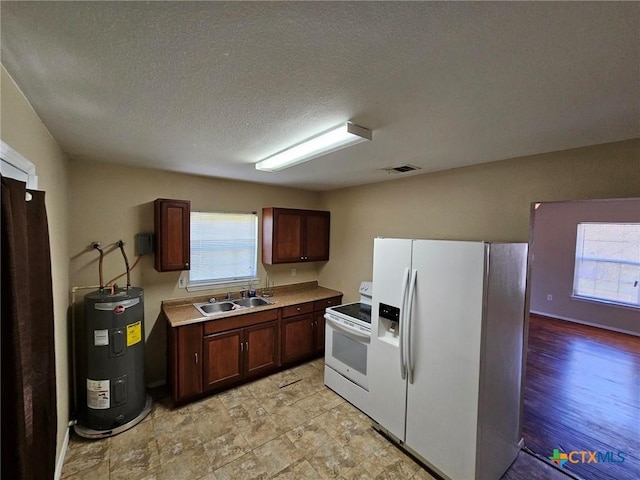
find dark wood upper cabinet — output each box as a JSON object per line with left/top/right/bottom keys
{"left": 155, "top": 198, "right": 190, "bottom": 272}
{"left": 262, "top": 207, "right": 330, "bottom": 264}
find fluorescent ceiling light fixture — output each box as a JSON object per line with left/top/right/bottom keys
{"left": 255, "top": 122, "right": 372, "bottom": 172}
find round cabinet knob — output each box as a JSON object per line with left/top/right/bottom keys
{"left": 184, "top": 263, "right": 189, "bottom": 268}
{"left": 297, "top": 307, "right": 301, "bottom": 311}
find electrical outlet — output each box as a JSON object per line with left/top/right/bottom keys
{"left": 291, "top": 268, "right": 296, "bottom": 277}
{"left": 178, "top": 275, "right": 186, "bottom": 289}
{"left": 547, "top": 294, "right": 553, "bottom": 301}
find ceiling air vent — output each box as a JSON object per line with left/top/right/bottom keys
{"left": 380, "top": 164, "right": 421, "bottom": 174}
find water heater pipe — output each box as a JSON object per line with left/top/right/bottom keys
{"left": 105, "top": 256, "right": 141, "bottom": 287}
{"left": 92, "top": 243, "right": 105, "bottom": 292}
{"left": 117, "top": 240, "right": 131, "bottom": 289}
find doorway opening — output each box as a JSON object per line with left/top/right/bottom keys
{"left": 524, "top": 198, "right": 640, "bottom": 480}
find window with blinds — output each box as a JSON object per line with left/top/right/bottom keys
{"left": 573, "top": 223, "right": 640, "bottom": 307}
{"left": 189, "top": 211, "right": 258, "bottom": 286}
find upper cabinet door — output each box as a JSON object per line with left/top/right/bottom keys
{"left": 262, "top": 207, "right": 331, "bottom": 264}
{"left": 155, "top": 198, "right": 190, "bottom": 272}
{"left": 274, "top": 209, "right": 304, "bottom": 263}
{"left": 304, "top": 211, "right": 330, "bottom": 262}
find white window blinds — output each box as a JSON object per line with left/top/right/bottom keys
{"left": 573, "top": 223, "right": 640, "bottom": 307}
{"left": 189, "top": 212, "right": 258, "bottom": 285}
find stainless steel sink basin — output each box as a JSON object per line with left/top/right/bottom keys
{"left": 232, "top": 296, "right": 273, "bottom": 308}
{"left": 193, "top": 296, "right": 273, "bottom": 317}
{"left": 193, "top": 301, "right": 236, "bottom": 316}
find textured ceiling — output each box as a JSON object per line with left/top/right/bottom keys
{"left": 1, "top": 1, "right": 638, "bottom": 191}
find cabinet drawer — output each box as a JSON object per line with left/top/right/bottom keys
{"left": 204, "top": 309, "right": 278, "bottom": 336}
{"left": 314, "top": 296, "right": 342, "bottom": 311}
{"left": 281, "top": 302, "right": 314, "bottom": 318}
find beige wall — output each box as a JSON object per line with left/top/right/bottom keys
{"left": 1, "top": 66, "right": 71, "bottom": 468}
{"left": 68, "top": 161, "right": 322, "bottom": 384}
{"left": 530, "top": 198, "right": 640, "bottom": 335}
{"left": 318, "top": 139, "right": 640, "bottom": 303}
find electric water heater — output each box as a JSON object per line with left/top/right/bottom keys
{"left": 74, "top": 287, "right": 151, "bottom": 438}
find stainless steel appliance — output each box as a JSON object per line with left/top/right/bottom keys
{"left": 324, "top": 281, "right": 372, "bottom": 415}
{"left": 369, "top": 238, "right": 528, "bottom": 480}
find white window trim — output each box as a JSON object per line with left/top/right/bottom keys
{"left": 1, "top": 140, "right": 38, "bottom": 189}
{"left": 570, "top": 293, "right": 640, "bottom": 310}
{"left": 572, "top": 222, "right": 640, "bottom": 308}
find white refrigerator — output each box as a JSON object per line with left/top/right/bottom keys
{"left": 368, "top": 238, "right": 528, "bottom": 480}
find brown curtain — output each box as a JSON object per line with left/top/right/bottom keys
{"left": 1, "top": 175, "right": 57, "bottom": 480}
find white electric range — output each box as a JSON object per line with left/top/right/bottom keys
{"left": 324, "top": 281, "right": 372, "bottom": 416}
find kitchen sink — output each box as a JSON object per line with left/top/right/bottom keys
{"left": 232, "top": 297, "right": 273, "bottom": 308}
{"left": 193, "top": 301, "right": 236, "bottom": 316}
{"left": 193, "top": 296, "right": 273, "bottom": 317}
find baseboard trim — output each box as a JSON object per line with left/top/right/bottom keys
{"left": 54, "top": 427, "right": 70, "bottom": 480}
{"left": 530, "top": 311, "right": 639, "bottom": 337}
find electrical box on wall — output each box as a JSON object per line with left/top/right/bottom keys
{"left": 135, "top": 233, "right": 154, "bottom": 256}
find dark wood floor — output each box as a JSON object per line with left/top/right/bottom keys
{"left": 522, "top": 315, "right": 640, "bottom": 480}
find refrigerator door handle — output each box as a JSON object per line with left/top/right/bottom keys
{"left": 399, "top": 267, "right": 410, "bottom": 380}
{"left": 407, "top": 268, "right": 418, "bottom": 384}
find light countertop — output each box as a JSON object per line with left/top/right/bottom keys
{"left": 163, "top": 281, "right": 343, "bottom": 328}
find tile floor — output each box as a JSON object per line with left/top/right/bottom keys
{"left": 61, "top": 358, "right": 438, "bottom": 480}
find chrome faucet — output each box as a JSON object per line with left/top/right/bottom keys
{"left": 225, "top": 292, "right": 232, "bottom": 300}
{"left": 208, "top": 297, "right": 216, "bottom": 303}
{"left": 240, "top": 289, "right": 247, "bottom": 299}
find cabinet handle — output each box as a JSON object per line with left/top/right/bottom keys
{"left": 246, "top": 341, "right": 249, "bottom": 351}
{"left": 184, "top": 263, "right": 189, "bottom": 268}
{"left": 194, "top": 353, "right": 198, "bottom": 364}
{"left": 240, "top": 342, "right": 244, "bottom": 352}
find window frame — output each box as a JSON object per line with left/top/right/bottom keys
{"left": 187, "top": 210, "right": 259, "bottom": 291}
{"left": 571, "top": 222, "right": 640, "bottom": 309}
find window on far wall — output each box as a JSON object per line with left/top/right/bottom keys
{"left": 573, "top": 223, "right": 640, "bottom": 307}
{"left": 188, "top": 211, "right": 258, "bottom": 287}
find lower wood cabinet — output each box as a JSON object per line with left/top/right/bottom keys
{"left": 281, "top": 296, "right": 342, "bottom": 366}
{"left": 281, "top": 314, "right": 315, "bottom": 364}
{"left": 203, "top": 321, "right": 278, "bottom": 391}
{"left": 167, "top": 294, "right": 342, "bottom": 404}
{"left": 314, "top": 312, "right": 326, "bottom": 353}
{"left": 169, "top": 322, "right": 203, "bottom": 401}
{"left": 245, "top": 322, "right": 279, "bottom": 377}
{"left": 203, "top": 328, "right": 243, "bottom": 390}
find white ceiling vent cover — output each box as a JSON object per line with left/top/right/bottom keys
{"left": 380, "top": 165, "right": 421, "bottom": 174}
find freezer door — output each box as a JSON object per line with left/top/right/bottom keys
{"left": 368, "top": 238, "right": 412, "bottom": 440}
{"left": 405, "top": 240, "right": 486, "bottom": 480}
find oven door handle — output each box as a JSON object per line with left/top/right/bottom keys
{"left": 325, "top": 315, "right": 371, "bottom": 341}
